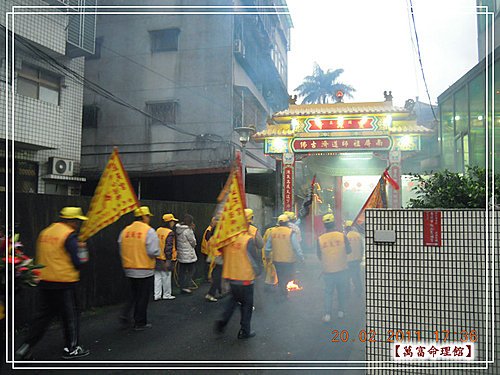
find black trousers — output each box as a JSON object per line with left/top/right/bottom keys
{"left": 220, "top": 283, "right": 254, "bottom": 334}
{"left": 208, "top": 264, "right": 222, "bottom": 296}
{"left": 25, "top": 286, "right": 80, "bottom": 351}
{"left": 178, "top": 262, "right": 196, "bottom": 289}
{"left": 122, "top": 276, "right": 153, "bottom": 327}
{"left": 273, "top": 262, "right": 296, "bottom": 296}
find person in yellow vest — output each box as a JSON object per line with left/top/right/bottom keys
{"left": 262, "top": 222, "right": 278, "bottom": 288}
{"left": 245, "top": 209, "right": 264, "bottom": 251}
{"left": 204, "top": 220, "right": 223, "bottom": 302}
{"left": 118, "top": 206, "right": 160, "bottom": 330}
{"left": 284, "top": 211, "right": 302, "bottom": 244}
{"left": 214, "top": 232, "right": 261, "bottom": 339}
{"left": 154, "top": 213, "right": 178, "bottom": 301}
{"left": 15, "top": 207, "right": 90, "bottom": 360}
{"left": 318, "top": 213, "right": 351, "bottom": 322}
{"left": 264, "top": 214, "right": 304, "bottom": 299}
{"left": 344, "top": 220, "right": 364, "bottom": 296}
{"left": 201, "top": 217, "right": 216, "bottom": 283}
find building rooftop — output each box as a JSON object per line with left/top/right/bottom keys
{"left": 273, "top": 101, "right": 410, "bottom": 118}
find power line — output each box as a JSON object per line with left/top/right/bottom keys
{"left": 407, "top": 0, "right": 438, "bottom": 121}
{"left": 8, "top": 29, "right": 203, "bottom": 139}
{"left": 404, "top": 0, "right": 421, "bottom": 100}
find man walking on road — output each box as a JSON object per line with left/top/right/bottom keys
{"left": 15, "top": 207, "right": 90, "bottom": 360}
{"left": 265, "top": 214, "right": 304, "bottom": 299}
{"left": 317, "top": 214, "right": 351, "bottom": 322}
{"left": 215, "top": 232, "right": 260, "bottom": 339}
{"left": 154, "top": 213, "right": 178, "bottom": 300}
{"left": 119, "top": 206, "right": 159, "bottom": 330}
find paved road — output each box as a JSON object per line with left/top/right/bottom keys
{"left": 6, "top": 256, "right": 366, "bottom": 374}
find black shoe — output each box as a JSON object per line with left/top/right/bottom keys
{"left": 214, "top": 320, "right": 226, "bottom": 334}
{"left": 62, "top": 346, "right": 90, "bottom": 359}
{"left": 134, "top": 323, "right": 153, "bottom": 331}
{"left": 15, "top": 343, "right": 33, "bottom": 360}
{"left": 237, "top": 330, "right": 256, "bottom": 339}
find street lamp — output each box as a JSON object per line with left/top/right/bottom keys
{"left": 234, "top": 125, "right": 256, "bottom": 187}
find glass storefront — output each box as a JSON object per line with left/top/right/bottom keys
{"left": 438, "top": 49, "right": 499, "bottom": 173}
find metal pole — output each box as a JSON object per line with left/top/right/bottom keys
{"left": 241, "top": 143, "right": 246, "bottom": 188}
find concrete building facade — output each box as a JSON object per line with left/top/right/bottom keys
{"left": 81, "top": 0, "right": 292, "bottom": 203}
{"left": 0, "top": 0, "right": 96, "bottom": 195}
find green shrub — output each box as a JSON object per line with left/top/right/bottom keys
{"left": 406, "top": 166, "right": 500, "bottom": 208}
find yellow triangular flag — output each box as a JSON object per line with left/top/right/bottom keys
{"left": 211, "top": 169, "right": 248, "bottom": 250}
{"left": 79, "top": 149, "right": 139, "bottom": 241}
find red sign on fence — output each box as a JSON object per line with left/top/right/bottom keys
{"left": 423, "top": 211, "right": 442, "bottom": 247}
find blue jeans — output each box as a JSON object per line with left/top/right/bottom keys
{"left": 323, "top": 270, "right": 348, "bottom": 314}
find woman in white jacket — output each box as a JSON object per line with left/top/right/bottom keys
{"left": 176, "top": 214, "right": 198, "bottom": 293}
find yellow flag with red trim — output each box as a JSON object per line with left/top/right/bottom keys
{"left": 211, "top": 167, "right": 248, "bottom": 250}
{"left": 79, "top": 149, "right": 139, "bottom": 241}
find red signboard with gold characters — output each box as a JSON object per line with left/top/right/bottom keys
{"left": 283, "top": 164, "right": 294, "bottom": 212}
{"left": 291, "top": 136, "right": 392, "bottom": 153}
{"left": 304, "top": 116, "right": 379, "bottom": 132}
{"left": 423, "top": 211, "right": 442, "bottom": 247}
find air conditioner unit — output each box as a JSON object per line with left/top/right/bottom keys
{"left": 48, "top": 157, "right": 74, "bottom": 177}
{"left": 234, "top": 39, "right": 245, "bottom": 57}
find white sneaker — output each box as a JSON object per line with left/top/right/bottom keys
{"left": 322, "top": 314, "right": 331, "bottom": 322}
{"left": 205, "top": 294, "right": 218, "bottom": 302}
{"left": 162, "top": 295, "right": 176, "bottom": 300}
{"left": 337, "top": 311, "right": 344, "bottom": 319}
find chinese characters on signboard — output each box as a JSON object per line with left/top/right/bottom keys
{"left": 291, "top": 136, "right": 392, "bottom": 153}
{"left": 282, "top": 155, "right": 294, "bottom": 212}
{"left": 423, "top": 211, "right": 442, "bottom": 247}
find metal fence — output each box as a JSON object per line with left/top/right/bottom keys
{"left": 365, "top": 209, "right": 498, "bottom": 374}
{"left": 2, "top": 192, "right": 216, "bottom": 327}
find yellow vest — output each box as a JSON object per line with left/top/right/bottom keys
{"left": 271, "top": 226, "right": 295, "bottom": 263}
{"left": 222, "top": 234, "right": 254, "bottom": 281}
{"left": 37, "top": 222, "right": 79, "bottom": 283}
{"left": 201, "top": 225, "right": 212, "bottom": 255}
{"left": 156, "top": 227, "right": 175, "bottom": 261}
{"left": 249, "top": 225, "right": 257, "bottom": 238}
{"left": 318, "top": 231, "right": 348, "bottom": 273}
{"left": 121, "top": 221, "right": 155, "bottom": 270}
{"left": 347, "top": 231, "right": 363, "bottom": 262}
{"left": 207, "top": 237, "right": 222, "bottom": 258}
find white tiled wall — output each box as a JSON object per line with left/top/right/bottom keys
{"left": 1, "top": 0, "right": 67, "bottom": 55}
{"left": 365, "top": 209, "right": 498, "bottom": 374}
{"left": 0, "top": 1, "right": 85, "bottom": 194}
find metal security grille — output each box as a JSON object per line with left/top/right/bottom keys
{"left": 146, "top": 101, "right": 177, "bottom": 126}
{"left": 365, "top": 209, "right": 498, "bottom": 374}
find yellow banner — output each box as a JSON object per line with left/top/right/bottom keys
{"left": 79, "top": 149, "right": 139, "bottom": 241}
{"left": 211, "top": 170, "right": 248, "bottom": 249}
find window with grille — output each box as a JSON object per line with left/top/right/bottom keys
{"left": 149, "top": 28, "right": 181, "bottom": 52}
{"left": 146, "top": 101, "right": 178, "bottom": 125}
{"left": 17, "top": 64, "right": 61, "bottom": 105}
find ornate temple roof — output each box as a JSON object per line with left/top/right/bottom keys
{"left": 273, "top": 101, "right": 409, "bottom": 118}
{"left": 253, "top": 122, "right": 434, "bottom": 140}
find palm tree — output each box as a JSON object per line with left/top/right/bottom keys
{"left": 295, "top": 63, "right": 355, "bottom": 104}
